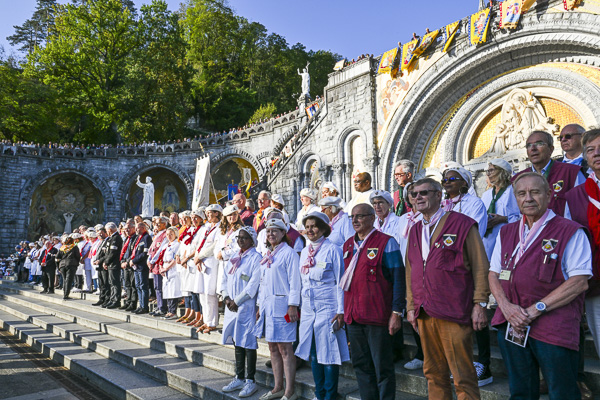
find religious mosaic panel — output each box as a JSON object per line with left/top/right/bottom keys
{"left": 209, "top": 158, "right": 259, "bottom": 203}
{"left": 127, "top": 168, "right": 187, "bottom": 217}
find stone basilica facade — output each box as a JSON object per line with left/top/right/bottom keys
{"left": 2, "top": 0, "right": 600, "bottom": 254}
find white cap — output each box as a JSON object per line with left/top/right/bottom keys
{"left": 444, "top": 166, "right": 473, "bottom": 188}
{"left": 94, "top": 224, "right": 104, "bottom": 231}
{"left": 238, "top": 226, "right": 258, "bottom": 247}
{"left": 369, "top": 190, "right": 394, "bottom": 206}
{"left": 223, "top": 204, "right": 240, "bottom": 216}
{"left": 302, "top": 211, "right": 332, "bottom": 237}
{"left": 265, "top": 218, "right": 289, "bottom": 232}
{"left": 319, "top": 196, "right": 343, "bottom": 208}
{"left": 322, "top": 182, "right": 340, "bottom": 194}
{"left": 300, "top": 188, "right": 317, "bottom": 201}
{"left": 191, "top": 208, "right": 205, "bottom": 218}
{"left": 70, "top": 233, "right": 82, "bottom": 239}
{"left": 205, "top": 204, "right": 223, "bottom": 213}
{"left": 489, "top": 158, "right": 512, "bottom": 174}
{"left": 271, "top": 194, "right": 285, "bottom": 207}
{"left": 87, "top": 231, "right": 98, "bottom": 238}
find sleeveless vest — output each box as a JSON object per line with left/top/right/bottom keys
{"left": 342, "top": 230, "right": 393, "bottom": 326}
{"left": 407, "top": 212, "right": 476, "bottom": 325}
{"left": 287, "top": 227, "right": 305, "bottom": 249}
{"left": 491, "top": 216, "right": 583, "bottom": 350}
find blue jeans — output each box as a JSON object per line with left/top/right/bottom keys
{"left": 310, "top": 334, "right": 339, "bottom": 400}
{"left": 153, "top": 273, "right": 167, "bottom": 313}
{"left": 497, "top": 325, "right": 580, "bottom": 400}
{"left": 134, "top": 267, "right": 149, "bottom": 309}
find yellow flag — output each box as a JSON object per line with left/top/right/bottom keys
{"left": 378, "top": 48, "right": 399, "bottom": 74}
{"left": 563, "top": 0, "right": 582, "bottom": 10}
{"left": 500, "top": 0, "right": 523, "bottom": 30}
{"left": 414, "top": 30, "right": 440, "bottom": 58}
{"left": 442, "top": 21, "right": 460, "bottom": 53}
{"left": 401, "top": 39, "right": 419, "bottom": 71}
{"left": 521, "top": 0, "right": 537, "bottom": 11}
{"left": 470, "top": 8, "right": 491, "bottom": 45}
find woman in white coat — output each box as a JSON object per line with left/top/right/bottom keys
{"left": 220, "top": 226, "right": 262, "bottom": 398}
{"left": 254, "top": 219, "right": 302, "bottom": 400}
{"left": 193, "top": 204, "right": 222, "bottom": 334}
{"left": 176, "top": 209, "right": 204, "bottom": 326}
{"left": 295, "top": 188, "right": 320, "bottom": 233}
{"left": 215, "top": 205, "right": 243, "bottom": 298}
{"left": 295, "top": 212, "right": 349, "bottom": 400}
{"left": 160, "top": 227, "right": 182, "bottom": 319}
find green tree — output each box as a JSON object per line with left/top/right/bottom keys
{"left": 247, "top": 103, "right": 276, "bottom": 125}
{"left": 7, "top": 0, "right": 57, "bottom": 55}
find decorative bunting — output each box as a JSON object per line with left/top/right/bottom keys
{"left": 470, "top": 8, "right": 491, "bottom": 45}
{"left": 500, "top": 0, "right": 523, "bottom": 30}
{"left": 563, "top": 0, "right": 582, "bottom": 10}
{"left": 333, "top": 59, "right": 346, "bottom": 71}
{"left": 413, "top": 29, "right": 440, "bottom": 58}
{"left": 442, "top": 21, "right": 460, "bottom": 53}
{"left": 401, "top": 39, "right": 420, "bottom": 71}
{"left": 377, "top": 48, "right": 399, "bottom": 74}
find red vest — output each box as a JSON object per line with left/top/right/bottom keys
{"left": 342, "top": 230, "right": 393, "bottom": 326}
{"left": 287, "top": 227, "right": 305, "bottom": 249}
{"left": 407, "top": 212, "right": 476, "bottom": 325}
{"left": 491, "top": 216, "right": 583, "bottom": 350}
{"left": 512, "top": 161, "right": 581, "bottom": 217}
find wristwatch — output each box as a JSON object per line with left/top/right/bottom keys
{"left": 393, "top": 310, "right": 406, "bottom": 318}
{"left": 478, "top": 302, "right": 488, "bottom": 308}
{"left": 535, "top": 301, "right": 547, "bottom": 313}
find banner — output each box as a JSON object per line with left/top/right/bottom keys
{"left": 333, "top": 59, "right": 346, "bottom": 71}
{"left": 470, "top": 8, "right": 491, "bottom": 45}
{"left": 227, "top": 184, "right": 239, "bottom": 200}
{"left": 377, "top": 48, "right": 399, "bottom": 74}
{"left": 521, "top": 0, "right": 537, "bottom": 12}
{"left": 563, "top": 0, "right": 581, "bottom": 10}
{"left": 500, "top": 0, "right": 523, "bottom": 29}
{"left": 413, "top": 30, "right": 440, "bottom": 58}
{"left": 401, "top": 39, "right": 420, "bottom": 72}
{"left": 442, "top": 21, "right": 460, "bottom": 53}
{"left": 242, "top": 168, "right": 252, "bottom": 184}
{"left": 192, "top": 156, "right": 210, "bottom": 210}
{"left": 305, "top": 102, "right": 320, "bottom": 118}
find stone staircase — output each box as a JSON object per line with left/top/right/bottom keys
{"left": 0, "top": 279, "right": 598, "bottom": 399}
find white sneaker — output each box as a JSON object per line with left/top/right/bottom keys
{"left": 222, "top": 377, "right": 244, "bottom": 393}
{"left": 71, "top": 288, "right": 81, "bottom": 293}
{"left": 238, "top": 380, "right": 258, "bottom": 398}
{"left": 403, "top": 358, "right": 424, "bottom": 370}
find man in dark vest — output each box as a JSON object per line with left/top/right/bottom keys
{"left": 512, "top": 130, "right": 585, "bottom": 216}
{"left": 119, "top": 221, "right": 138, "bottom": 311}
{"left": 39, "top": 240, "right": 58, "bottom": 294}
{"left": 339, "top": 203, "right": 405, "bottom": 400}
{"left": 405, "top": 177, "right": 490, "bottom": 400}
{"left": 490, "top": 172, "right": 591, "bottom": 399}
{"left": 393, "top": 159, "right": 414, "bottom": 216}
{"left": 558, "top": 123, "right": 588, "bottom": 173}
{"left": 99, "top": 222, "right": 123, "bottom": 309}
{"left": 92, "top": 227, "right": 110, "bottom": 306}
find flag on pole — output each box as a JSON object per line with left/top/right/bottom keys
{"left": 500, "top": 0, "right": 523, "bottom": 29}
{"left": 414, "top": 30, "right": 440, "bottom": 58}
{"left": 227, "top": 184, "right": 239, "bottom": 200}
{"left": 245, "top": 179, "right": 252, "bottom": 197}
{"left": 192, "top": 156, "right": 210, "bottom": 210}
{"left": 470, "top": 8, "right": 491, "bottom": 45}
{"left": 442, "top": 21, "right": 460, "bottom": 53}
{"left": 401, "top": 39, "right": 420, "bottom": 72}
{"left": 521, "top": 0, "right": 537, "bottom": 11}
{"left": 242, "top": 168, "right": 252, "bottom": 184}
{"left": 333, "top": 59, "right": 346, "bottom": 71}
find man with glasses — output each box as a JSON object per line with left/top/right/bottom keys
{"left": 393, "top": 160, "right": 415, "bottom": 216}
{"left": 558, "top": 124, "right": 587, "bottom": 168}
{"left": 340, "top": 203, "right": 405, "bottom": 400}
{"left": 344, "top": 172, "right": 375, "bottom": 214}
{"left": 253, "top": 190, "right": 271, "bottom": 233}
{"left": 405, "top": 178, "right": 490, "bottom": 400}
{"left": 512, "top": 130, "right": 585, "bottom": 216}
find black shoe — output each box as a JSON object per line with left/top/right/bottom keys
{"left": 119, "top": 303, "right": 129, "bottom": 310}
{"left": 47, "top": 291, "right": 54, "bottom": 294}
{"left": 107, "top": 303, "right": 120, "bottom": 309}
{"left": 152, "top": 311, "right": 165, "bottom": 317}
{"left": 265, "top": 360, "right": 272, "bottom": 368}
{"left": 475, "top": 363, "right": 493, "bottom": 387}
{"left": 125, "top": 304, "right": 137, "bottom": 312}
{"left": 135, "top": 307, "right": 149, "bottom": 314}
{"left": 63, "top": 296, "right": 71, "bottom": 300}
{"left": 92, "top": 301, "right": 103, "bottom": 306}
{"left": 101, "top": 302, "right": 110, "bottom": 308}
{"left": 41, "top": 290, "right": 48, "bottom": 294}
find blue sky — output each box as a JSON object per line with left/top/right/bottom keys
{"left": 1, "top": 0, "right": 479, "bottom": 59}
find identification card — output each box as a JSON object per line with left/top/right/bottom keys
{"left": 505, "top": 323, "right": 530, "bottom": 348}
{"left": 316, "top": 261, "right": 326, "bottom": 269}
{"left": 499, "top": 270, "right": 511, "bottom": 280}
{"left": 240, "top": 274, "right": 250, "bottom": 282}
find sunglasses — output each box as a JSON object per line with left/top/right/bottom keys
{"left": 559, "top": 133, "right": 582, "bottom": 141}
{"left": 442, "top": 177, "right": 463, "bottom": 184}
{"left": 409, "top": 189, "right": 438, "bottom": 198}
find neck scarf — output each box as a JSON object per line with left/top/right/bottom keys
{"left": 516, "top": 209, "right": 551, "bottom": 264}
{"left": 441, "top": 195, "right": 461, "bottom": 212}
{"left": 339, "top": 228, "right": 377, "bottom": 291}
{"left": 485, "top": 186, "right": 508, "bottom": 236}
{"left": 401, "top": 211, "right": 421, "bottom": 239}
{"left": 129, "top": 233, "right": 145, "bottom": 259}
{"left": 585, "top": 172, "right": 600, "bottom": 274}
{"left": 179, "top": 226, "right": 190, "bottom": 241}
{"left": 329, "top": 210, "right": 345, "bottom": 227}
{"left": 260, "top": 243, "right": 284, "bottom": 268}
{"left": 301, "top": 237, "right": 325, "bottom": 274}
{"left": 421, "top": 208, "right": 445, "bottom": 261}
{"left": 197, "top": 224, "right": 217, "bottom": 252}
{"left": 185, "top": 226, "right": 200, "bottom": 245}
{"left": 229, "top": 248, "right": 251, "bottom": 274}
{"left": 120, "top": 235, "right": 133, "bottom": 261}
{"left": 60, "top": 243, "right": 76, "bottom": 253}
{"left": 42, "top": 248, "right": 50, "bottom": 264}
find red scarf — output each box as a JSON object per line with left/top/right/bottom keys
{"left": 120, "top": 235, "right": 133, "bottom": 261}
{"left": 155, "top": 247, "right": 167, "bottom": 267}
{"left": 185, "top": 226, "right": 200, "bottom": 245}
{"left": 585, "top": 177, "right": 600, "bottom": 276}
{"left": 196, "top": 225, "right": 217, "bottom": 252}
{"left": 42, "top": 248, "right": 50, "bottom": 264}
{"left": 179, "top": 226, "right": 190, "bottom": 241}
{"left": 129, "top": 234, "right": 145, "bottom": 259}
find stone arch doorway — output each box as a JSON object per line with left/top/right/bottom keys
{"left": 126, "top": 167, "right": 188, "bottom": 217}
{"left": 210, "top": 157, "right": 259, "bottom": 204}
{"left": 28, "top": 172, "right": 105, "bottom": 239}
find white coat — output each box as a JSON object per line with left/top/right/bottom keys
{"left": 253, "top": 243, "right": 301, "bottom": 343}
{"left": 30, "top": 249, "right": 41, "bottom": 276}
{"left": 295, "top": 204, "right": 320, "bottom": 231}
{"left": 192, "top": 222, "right": 220, "bottom": 295}
{"left": 450, "top": 193, "right": 488, "bottom": 239}
{"left": 162, "top": 241, "right": 182, "bottom": 299}
{"left": 481, "top": 185, "right": 521, "bottom": 260}
{"left": 327, "top": 211, "right": 355, "bottom": 248}
{"left": 179, "top": 226, "right": 202, "bottom": 294}
{"left": 374, "top": 211, "right": 404, "bottom": 246}
{"left": 295, "top": 238, "right": 350, "bottom": 365}
{"left": 214, "top": 227, "right": 241, "bottom": 301}
{"left": 220, "top": 247, "right": 262, "bottom": 349}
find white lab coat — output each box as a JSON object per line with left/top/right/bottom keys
{"left": 295, "top": 204, "right": 320, "bottom": 231}
{"left": 256, "top": 230, "right": 305, "bottom": 256}
{"left": 450, "top": 193, "right": 488, "bottom": 239}
{"left": 295, "top": 238, "right": 350, "bottom": 365}
{"left": 162, "top": 241, "right": 181, "bottom": 299}
{"left": 192, "top": 222, "right": 220, "bottom": 295}
{"left": 327, "top": 211, "right": 355, "bottom": 248}
{"left": 221, "top": 247, "right": 262, "bottom": 349}
{"left": 179, "top": 226, "right": 202, "bottom": 294}
{"left": 481, "top": 185, "right": 521, "bottom": 260}
{"left": 30, "top": 249, "right": 41, "bottom": 276}
{"left": 214, "top": 227, "right": 241, "bottom": 302}
{"left": 253, "top": 243, "right": 301, "bottom": 342}
{"left": 374, "top": 212, "right": 404, "bottom": 246}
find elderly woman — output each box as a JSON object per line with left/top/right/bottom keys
{"left": 194, "top": 204, "right": 222, "bottom": 334}
{"left": 55, "top": 235, "right": 81, "bottom": 300}
{"left": 176, "top": 211, "right": 195, "bottom": 323}
{"left": 481, "top": 159, "right": 520, "bottom": 259}
{"left": 254, "top": 219, "right": 302, "bottom": 400}
{"left": 215, "top": 205, "right": 244, "bottom": 301}
{"left": 319, "top": 196, "right": 354, "bottom": 248}
{"left": 295, "top": 212, "right": 349, "bottom": 400}
{"left": 159, "top": 227, "right": 182, "bottom": 319}
{"left": 256, "top": 207, "right": 305, "bottom": 256}
{"left": 295, "top": 188, "right": 320, "bottom": 232}
{"left": 220, "top": 226, "right": 262, "bottom": 398}
{"left": 178, "top": 208, "right": 204, "bottom": 326}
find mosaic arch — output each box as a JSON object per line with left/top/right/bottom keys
{"left": 209, "top": 157, "right": 259, "bottom": 203}
{"left": 126, "top": 167, "right": 188, "bottom": 217}
{"left": 28, "top": 172, "right": 105, "bottom": 239}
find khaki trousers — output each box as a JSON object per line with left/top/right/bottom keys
{"left": 418, "top": 312, "right": 480, "bottom": 400}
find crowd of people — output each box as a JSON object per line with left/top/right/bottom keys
{"left": 6, "top": 123, "right": 600, "bottom": 400}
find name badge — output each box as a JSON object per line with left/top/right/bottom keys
{"left": 316, "top": 261, "right": 326, "bottom": 269}
{"left": 110, "top": 245, "right": 117, "bottom": 250}
{"left": 240, "top": 274, "right": 250, "bottom": 282}
{"left": 143, "top": 248, "right": 148, "bottom": 253}
{"left": 499, "top": 270, "right": 511, "bottom": 280}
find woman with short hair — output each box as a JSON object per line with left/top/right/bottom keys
{"left": 55, "top": 235, "right": 81, "bottom": 300}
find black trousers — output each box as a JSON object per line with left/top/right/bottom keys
{"left": 97, "top": 268, "right": 110, "bottom": 304}
{"left": 41, "top": 267, "right": 56, "bottom": 293}
{"left": 475, "top": 325, "right": 491, "bottom": 368}
{"left": 59, "top": 266, "right": 77, "bottom": 298}
{"left": 235, "top": 345, "right": 257, "bottom": 381}
{"left": 107, "top": 267, "right": 121, "bottom": 304}
{"left": 123, "top": 268, "right": 137, "bottom": 307}
{"left": 347, "top": 322, "right": 396, "bottom": 400}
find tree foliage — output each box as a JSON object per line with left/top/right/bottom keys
{"left": 7, "top": 0, "right": 57, "bottom": 54}
{"left": 248, "top": 103, "right": 277, "bottom": 125}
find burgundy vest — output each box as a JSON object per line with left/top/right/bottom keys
{"left": 491, "top": 216, "right": 583, "bottom": 350}
{"left": 407, "top": 212, "right": 476, "bottom": 325}
{"left": 342, "top": 230, "right": 393, "bottom": 326}
{"left": 512, "top": 161, "right": 581, "bottom": 217}
{"left": 287, "top": 227, "right": 305, "bottom": 249}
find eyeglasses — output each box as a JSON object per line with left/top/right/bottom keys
{"left": 525, "top": 141, "right": 548, "bottom": 149}
{"left": 350, "top": 213, "right": 374, "bottom": 220}
{"left": 559, "top": 133, "right": 582, "bottom": 141}
{"left": 394, "top": 172, "right": 408, "bottom": 177}
{"left": 441, "top": 177, "right": 463, "bottom": 184}
{"left": 409, "top": 189, "right": 438, "bottom": 198}
{"left": 485, "top": 168, "right": 498, "bottom": 175}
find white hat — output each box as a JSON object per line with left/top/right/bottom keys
{"left": 300, "top": 188, "right": 317, "bottom": 201}
{"left": 443, "top": 166, "right": 473, "bottom": 188}
{"left": 87, "top": 231, "right": 98, "bottom": 238}
{"left": 319, "top": 196, "right": 343, "bottom": 208}
{"left": 369, "top": 190, "right": 394, "bottom": 206}
{"left": 70, "top": 233, "right": 82, "bottom": 239}
{"left": 223, "top": 204, "right": 240, "bottom": 216}
{"left": 263, "top": 206, "right": 290, "bottom": 225}
{"left": 265, "top": 218, "right": 289, "bottom": 232}
{"left": 322, "top": 182, "right": 340, "bottom": 194}
{"left": 94, "top": 224, "right": 104, "bottom": 231}
{"left": 191, "top": 208, "right": 205, "bottom": 218}
{"left": 489, "top": 158, "right": 512, "bottom": 174}
{"left": 271, "top": 194, "right": 285, "bottom": 207}
{"left": 302, "top": 211, "right": 332, "bottom": 236}
{"left": 205, "top": 204, "right": 223, "bottom": 213}
{"left": 238, "top": 226, "right": 258, "bottom": 247}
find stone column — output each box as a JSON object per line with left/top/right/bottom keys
{"left": 332, "top": 163, "right": 345, "bottom": 199}
{"left": 363, "top": 156, "right": 379, "bottom": 190}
